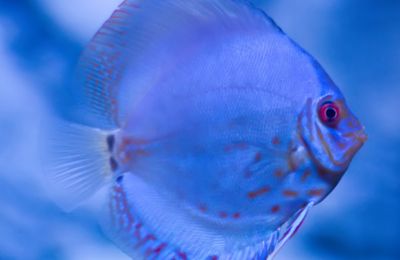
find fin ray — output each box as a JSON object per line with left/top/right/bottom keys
{"left": 43, "top": 119, "right": 114, "bottom": 211}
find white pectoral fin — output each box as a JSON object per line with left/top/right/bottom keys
{"left": 42, "top": 118, "right": 114, "bottom": 211}
{"left": 267, "top": 203, "right": 313, "bottom": 259}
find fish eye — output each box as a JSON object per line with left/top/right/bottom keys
{"left": 319, "top": 101, "right": 340, "bottom": 126}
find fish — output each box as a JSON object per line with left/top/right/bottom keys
{"left": 43, "top": 0, "right": 367, "bottom": 259}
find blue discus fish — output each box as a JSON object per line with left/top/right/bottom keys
{"left": 45, "top": 0, "right": 367, "bottom": 259}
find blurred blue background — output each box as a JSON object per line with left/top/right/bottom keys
{"left": 0, "top": 0, "right": 399, "bottom": 259}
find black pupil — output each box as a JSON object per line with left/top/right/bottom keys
{"left": 326, "top": 107, "right": 337, "bottom": 120}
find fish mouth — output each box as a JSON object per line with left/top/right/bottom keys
{"left": 342, "top": 128, "right": 367, "bottom": 163}
{"left": 353, "top": 128, "right": 368, "bottom": 143}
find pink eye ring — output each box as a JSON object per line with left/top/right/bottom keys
{"left": 319, "top": 101, "right": 340, "bottom": 126}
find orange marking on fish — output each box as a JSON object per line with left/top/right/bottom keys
{"left": 124, "top": 2, "right": 141, "bottom": 9}
{"left": 114, "top": 9, "right": 131, "bottom": 16}
{"left": 110, "top": 157, "right": 118, "bottom": 171}
{"left": 121, "top": 151, "right": 133, "bottom": 163}
{"left": 107, "top": 68, "right": 114, "bottom": 75}
{"left": 233, "top": 212, "right": 241, "bottom": 219}
{"left": 301, "top": 169, "right": 312, "bottom": 182}
{"left": 132, "top": 138, "right": 152, "bottom": 145}
{"left": 90, "top": 60, "right": 100, "bottom": 68}
{"left": 198, "top": 204, "right": 208, "bottom": 213}
{"left": 106, "top": 19, "right": 127, "bottom": 27}
{"left": 134, "top": 149, "right": 151, "bottom": 157}
{"left": 113, "top": 184, "right": 136, "bottom": 232}
{"left": 347, "top": 119, "right": 356, "bottom": 128}
{"left": 94, "top": 30, "right": 106, "bottom": 37}
{"left": 254, "top": 152, "right": 262, "bottom": 162}
{"left": 271, "top": 205, "right": 280, "bottom": 213}
{"left": 307, "top": 189, "right": 325, "bottom": 196}
{"left": 283, "top": 190, "right": 299, "bottom": 198}
{"left": 177, "top": 251, "right": 188, "bottom": 260}
{"left": 152, "top": 243, "right": 167, "bottom": 255}
{"left": 137, "top": 234, "right": 156, "bottom": 249}
{"left": 247, "top": 186, "right": 271, "bottom": 199}
{"left": 122, "top": 137, "right": 151, "bottom": 147}
{"left": 272, "top": 136, "right": 281, "bottom": 146}
{"left": 104, "top": 26, "right": 126, "bottom": 36}
{"left": 114, "top": 186, "right": 123, "bottom": 193}
{"left": 337, "top": 140, "right": 347, "bottom": 149}
{"left": 288, "top": 151, "right": 301, "bottom": 172}
{"left": 134, "top": 222, "right": 143, "bottom": 241}
{"left": 219, "top": 212, "right": 228, "bottom": 218}
{"left": 274, "top": 168, "right": 284, "bottom": 178}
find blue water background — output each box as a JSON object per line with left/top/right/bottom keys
{"left": 0, "top": 1, "right": 399, "bottom": 259}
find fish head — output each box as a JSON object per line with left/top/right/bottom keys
{"left": 297, "top": 75, "right": 367, "bottom": 186}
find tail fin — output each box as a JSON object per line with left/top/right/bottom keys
{"left": 42, "top": 119, "right": 114, "bottom": 211}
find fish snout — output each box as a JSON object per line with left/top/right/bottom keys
{"left": 354, "top": 127, "right": 368, "bottom": 144}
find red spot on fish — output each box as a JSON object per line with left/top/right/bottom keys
{"left": 121, "top": 137, "right": 151, "bottom": 149}
{"left": 106, "top": 19, "right": 127, "bottom": 27}
{"left": 134, "top": 149, "right": 151, "bottom": 157}
{"left": 288, "top": 153, "right": 301, "bottom": 172}
{"left": 272, "top": 136, "right": 281, "bottom": 146}
{"left": 176, "top": 251, "right": 188, "bottom": 260}
{"left": 283, "top": 190, "right": 299, "bottom": 198}
{"left": 198, "top": 204, "right": 208, "bottom": 213}
{"left": 137, "top": 234, "right": 156, "bottom": 249}
{"left": 271, "top": 205, "right": 281, "bottom": 213}
{"left": 254, "top": 152, "right": 262, "bottom": 162}
{"left": 152, "top": 243, "right": 167, "bottom": 255}
{"left": 114, "top": 8, "right": 131, "bottom": 17}
{"left": 210, "top": 256, "right": 219, "bottom": 260}
{"left": 134, "top": 222, "right": 143, "bottom": 241}
{"left": 107, "top": 26, "right": 126, "bottom": 36}
{"left": 336, "top": 138, "right": 347, "bottom": 149}
{"left": 110, "top": 157, "right": 118, "bottom": 171}
{"left": 121, "top": 151, "right": 133, "bottom": 163}
{"left": 247, "top": 186, "right": 271, "bottom": 199}
{"left": 114, "top": 186, "right": 123, "bottom": 193}
{"left": 123, "top": 2, "right": 140, "bottom": 9}
{"left": 219, "top": 212, "right": 228, "bottom": 218}
{"left": 274, "top": 168, "right": 284, "bottom": 178}
{"left": 307, "top": 189, "right": 325, "bottom": 197}
{"left": 301, "top": 169, "right": 312, "bottom": 182}
{"left": 112, "top": 184, "right": 137, "bottom": 233}
{"left": 232, "top": 212, "right": 241, "bottom": 219}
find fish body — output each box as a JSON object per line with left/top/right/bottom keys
{"left": 45, "top": 0, "right": 367, "bottom": 259}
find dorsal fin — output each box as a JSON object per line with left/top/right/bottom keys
{"left": 68, "top": 0, "right": 281, "bottom": 130}
{"left": 68, "top": 1, "right": 141, "bottom": 129}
